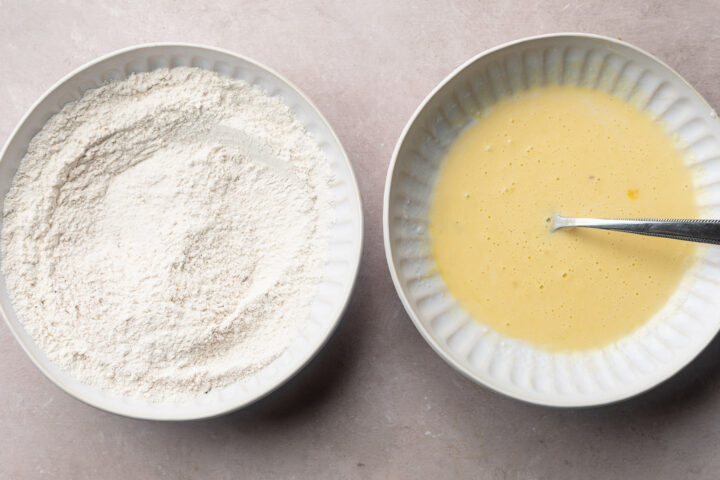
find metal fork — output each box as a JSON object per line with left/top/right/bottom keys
{"left": 551, "top": 214, "right": 720, "bottom": 246}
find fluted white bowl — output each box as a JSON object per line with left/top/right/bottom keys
{"left": 384, "top": 33, "right": 720, "bottom": 407}
{"left": 0, "top": 44, "right": 363, "bottom": 420}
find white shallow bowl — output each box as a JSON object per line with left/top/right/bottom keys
{"left": 0, "top": 44, "right": 363, "bottom": 420}
{"left": 384, "top": 33, "right": 720, "bottom": 407}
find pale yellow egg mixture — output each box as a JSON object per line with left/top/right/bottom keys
{"left": 430, "top": 85, "right": 698, "bottom": 351}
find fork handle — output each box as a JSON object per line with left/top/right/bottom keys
{"left": 552, "top": 215, "right": 720, "bottom": 246}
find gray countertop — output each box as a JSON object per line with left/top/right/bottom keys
{"left": 2, "top": 1, "right": 720, "bottom": 478}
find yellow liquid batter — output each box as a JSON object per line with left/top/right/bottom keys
{"left": 429, "top": 85, "right": 698, "bottom": 351}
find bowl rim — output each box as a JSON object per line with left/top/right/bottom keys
{"left": 0, "top": 42, "right": 364, "bottom": 420}
{"left": 383, "top": 32, "right": 719, "bottom": 408}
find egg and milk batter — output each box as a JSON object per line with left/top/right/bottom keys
{"left": 430, "top": 85, "right": 698, "bottom": 351}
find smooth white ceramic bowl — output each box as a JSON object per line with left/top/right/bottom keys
{"left": 0, "top": 44, "right": 363, "bottom": 420}
{"left": 384, "top": 33, "right": 720, "bottom": 407}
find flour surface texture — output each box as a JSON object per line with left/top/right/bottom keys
{"left": 1, "top": 68, "right": 334, "bottom": 400}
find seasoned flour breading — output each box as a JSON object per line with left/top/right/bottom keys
{"left": 1, "top": 68, "right": 333, "bottom": 400}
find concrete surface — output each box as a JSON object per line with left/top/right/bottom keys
{"left": 2, "top": 1, "right": 720, "bottom": 479}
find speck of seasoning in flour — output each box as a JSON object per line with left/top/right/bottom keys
{"left": 1, "top": 67, "right": 334, "bottom": 400}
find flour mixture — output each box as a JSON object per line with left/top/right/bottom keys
{"left": 1, "top": 68, "right": 334, "bottom": 400}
